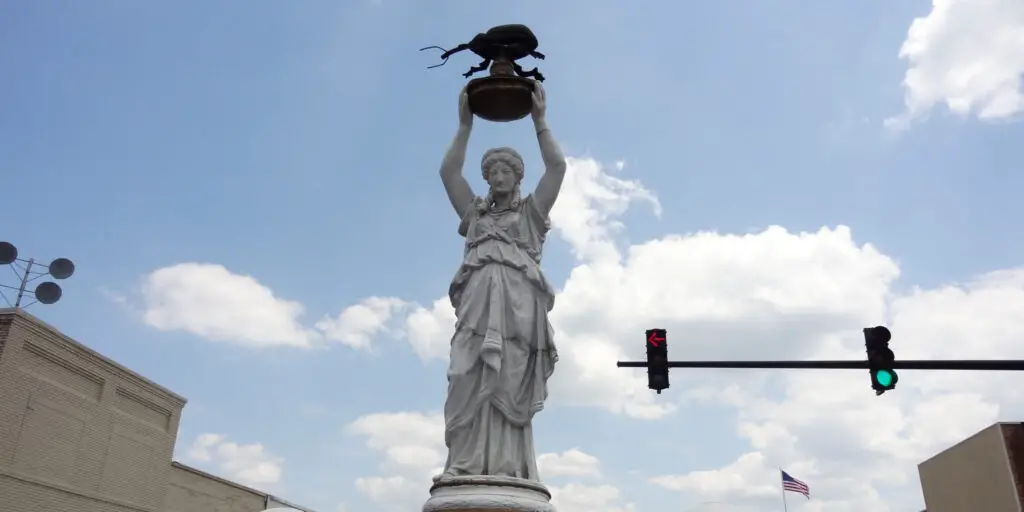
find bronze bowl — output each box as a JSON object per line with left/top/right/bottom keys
{"left": 466, "top": 75, "right": 535, "bottom": 123}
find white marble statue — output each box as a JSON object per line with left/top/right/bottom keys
{"left": 436, "top": 82, "right": 566, "bottom": 482}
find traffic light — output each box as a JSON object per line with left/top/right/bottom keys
{"left": 646, "top": 328, "right": 669, "bottom": 394}
{"left": 864, "top": 326, "right": 897, "bottom": 395}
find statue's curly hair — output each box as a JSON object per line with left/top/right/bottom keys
{"left": 477, "top": 147, "right": 524, "bottom": 213}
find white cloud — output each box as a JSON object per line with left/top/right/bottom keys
{"left": 651, "top": 452, "right": 776, "bottom": 500}
{"left": 886, "top": 0, "right": 1024, "bottom": 129}
{"left": 182, "top": 433, "right": 285, "bottom": 489}
{"left": 316, "top": 296, "right": 408, "bottom": 350}
{"left": 549, "top": 157, "right": 661, "bottom": 263}
{"left": 538, "top": 449, "right": 602, "bottom": 478}
{"left": 141, "top": 263, "right": 318, "bottom": 347}
{"left": 346, "top": 411, "right": 445, "bottom": 510}
{"left": 346, "top": 412, "right": 634, "bottom": 511}
{"left": 549, "top": 483, "right": 637, "bottom": 512}
{"left": 354, "top": 475, "right": 420, "bottom": 510}
{"left": 403, "top": 297, "right": 456, "bottom": 360}
{"left": 347, "top": 411, "right": 446, "bottom": 473}
{"left": 137, "top": 265, "right": 412, "bottom": 350}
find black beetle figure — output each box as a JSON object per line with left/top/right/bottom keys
{"left": 420, "top": 24, "right": 546, "bottom": 82}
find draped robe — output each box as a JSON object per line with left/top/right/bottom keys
{"left": 441, "top": 194, "right": 559, "bottom": 481}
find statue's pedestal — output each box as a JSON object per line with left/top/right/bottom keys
{"left": 422, "top": 476, "right": 556, "bottom": 512}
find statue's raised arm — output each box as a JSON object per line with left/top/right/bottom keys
{"left": 529, "top": 82, "right": 567, "bottom": 217}
{"left": 439, "top": 89, "right": 477, "bottom": 219}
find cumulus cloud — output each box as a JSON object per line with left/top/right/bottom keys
{"left": 182, "top": 433, "right": 285, "bottom": 489}
{"left": 549, "top": 483, "right": 637, "bottom": 512}
{"left": 353, "top": 475, "right": 423, "bottom": 511}
{"left": 538, "top": 449, "right": 603, "bottom": 478}
{"left": 343, "top": 411, "right": 446, "bottom": 510}
{"left": 135, "top": 265, "right": 410, "bottom": 350}
{"left": 348, "top": 411, "right": 446, "bottom": 473}
{"left": 141, "top": 263, "right": 319, "bottom": 347}
{"left": 316, "top": 296, "right": 408, "bottom": 350}
{"left": 403, "top": 297, "right": 457, "bottom": 360}
{"left": 651, "top": 452, "right": 777, "bottom": 500}
{"left": 886, "top": 0, "right": 1024, "bottom": 129}
{"left": 548, "top": 157, "right": 661, "bottom": 263}
{"left": 346, "top": 411, "right": 635, "bottom": 511}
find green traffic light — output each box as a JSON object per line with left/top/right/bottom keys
{"left": 875, "top": 370, "right": 895, "bottom": 388}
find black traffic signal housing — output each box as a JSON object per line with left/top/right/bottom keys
{"left": 864, "top": 326, "right": 897, "bottom": 395}
{"left": 646, "top": 328, "right": 669, "bottom": 394}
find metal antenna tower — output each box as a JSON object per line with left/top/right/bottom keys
{"left": 0, "top": 241, "right": 76, "bottom": 309}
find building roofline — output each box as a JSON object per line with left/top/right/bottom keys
{"left": 171, "top": 461, "right": 267, "bottom": 496}
{"left": 0, "top": 307, "right": 187, "bottom": 406}
{"left": 265, "top": 494, "right": 317, "bottom": 511}
{"left": 170, "top": 461, "right": 315, "bottom": 511}
{"left": 918, "top": 422, "right": 1007, "bottom": 466}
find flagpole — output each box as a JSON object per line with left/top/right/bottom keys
{"left": 780, "top": 468, "right": 789, "bottom": 512}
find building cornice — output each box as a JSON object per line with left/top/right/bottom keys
{"left": 0, "top": 308, "right": 187, "bottom": 407}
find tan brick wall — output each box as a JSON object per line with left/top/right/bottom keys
{"left": 0, "top": 471, "right": 146, "bottom": 512}
{"left": 919, "top": 423, "right": 1022, "bottom": 512}
{"left": 164, "top": 463, "right": 266, "bottom": 512}
{"left": 0, "top": 309, "right": 315, "bottom": 512}
{"left": 0, "top": 314, "right": 10, "bottom": 368}
{"left": 0, "top": 310, "right": 186, "bottom": 512}
{"left": 1003, "top": 423, "right": 1024, "bottom": 510}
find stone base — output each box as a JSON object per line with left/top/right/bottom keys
{"left": 422, "top": 475, "right": 556, "bottom": 512}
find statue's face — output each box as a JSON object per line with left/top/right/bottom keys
{"left": 486, "top": 161, "right": 518, "bottom": 194}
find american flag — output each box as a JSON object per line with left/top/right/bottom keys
{"left": 781, "top": 470, "right": 810, "bottom": 499}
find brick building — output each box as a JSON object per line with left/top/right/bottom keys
{"left": 0, "top": 308, "right": 314, "bottom": 512}
{"left": 918, "top": 422, "right": 1024, "bottom": 512}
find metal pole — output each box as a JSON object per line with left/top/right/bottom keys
{"left": 780, "top": 469, "right": 788, "bottom": 512}
{"left": 616, "top": 359, "right": 1024, "bottom": 371}
{"left": 13, "top": 258, "right": 33, "bottom": 308}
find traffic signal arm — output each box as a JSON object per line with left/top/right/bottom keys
{"left": 616, "top": 360, "right": 1024, "bottom": 370}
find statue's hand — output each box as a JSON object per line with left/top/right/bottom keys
{"left": 458, "top": 88, "right": 473, "bottom": 128}
{"left": 530, "top": 82, "right": 547, "bottom": 122}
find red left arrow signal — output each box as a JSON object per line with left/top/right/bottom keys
{"left": 647, "top": 330, "right": 665, "bottom": 347}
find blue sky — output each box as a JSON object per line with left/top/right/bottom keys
{"left": 4, "top": 1, "right": 1024, "bottom": 511}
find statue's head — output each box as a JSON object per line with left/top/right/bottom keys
{"left": 478, "top": 147, "right": 524, "bottom": 211}
{"left": 481, "top": 147, "right": 524, "bottom": 193}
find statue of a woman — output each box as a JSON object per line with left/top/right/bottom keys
{"left": 436, "top": 83, "right": 566, "bottom": 482}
